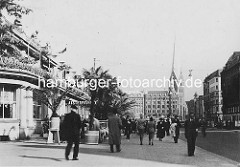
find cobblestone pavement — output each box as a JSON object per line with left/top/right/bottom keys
{"left": 0, "top": 134, "right": 238, "bottom": 167}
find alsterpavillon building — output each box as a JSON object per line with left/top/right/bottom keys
{"left": 0, "top": 18, "right": 89, "bottom": 140}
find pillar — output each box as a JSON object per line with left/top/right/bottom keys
{"left": 26, "top": 89, "right": 34, "bottom": 128}
{"left": 19, "top": 88, "right": 28, "bottom": 139}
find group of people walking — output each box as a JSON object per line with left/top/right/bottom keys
{"left": 117, "top": 113, "right": 200, "bottom": 157}
{"left": 135, "top": 114, "right": 181, "bottom": 145}
{"left": 61, "top": 104, "right": 200, "bottom": 160}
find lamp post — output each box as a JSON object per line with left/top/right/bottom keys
{"left": 194, "top": 92, "right": 198, "bottom": 119}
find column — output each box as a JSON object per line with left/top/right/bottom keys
{"left": 19, "top": 88, "right": 28, "bottom": 139}
{"left": 26, "top": 89, "right": 34, "bottom": 127}
{"left": 20, "top": 88, "right": 27, "bottom": 128}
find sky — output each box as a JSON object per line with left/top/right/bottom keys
{"left": 16, "top": 0, "right": 240, "bottom": 100}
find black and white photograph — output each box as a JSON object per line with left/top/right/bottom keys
{"left": 0, "top": 0, "right": 240, "bottom": 166}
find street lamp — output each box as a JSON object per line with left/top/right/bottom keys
{"left": 194, "top": 92, "right": 198, "bottom": 119}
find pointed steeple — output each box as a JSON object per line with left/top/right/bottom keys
{"left": 169, "top": 37, "right": 178, "bottom": 93}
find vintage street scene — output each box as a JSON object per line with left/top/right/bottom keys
{"left": 0, "top": 0, "right": 240, "bottom": 167}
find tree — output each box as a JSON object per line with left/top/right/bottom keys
{"left": 111, "top": 89, "right": 136, "bottom": 115}
{"left": 33, "top": 86, "right": 71, "bottom": 117}
{"left": 0, "top": 0, "right": 32, "bottom": 57}
{"left": 82, "top": 66, "right": 113, "bottom": 117}
{"left": 82, "top": 66, "right": 136, "bottom": 120}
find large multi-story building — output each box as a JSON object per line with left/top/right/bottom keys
{"left": 186, "top": 93, "right": 204, "bottom": 120}
{"left": 144, "top": 89, "right": 187, "bottom": 120}
{"left": 203, "top": 69, "right": 223, "bottom": 122}
{"left": 127, "top": 91, "right": 144, "bottom": 118}
{"left": 0, "top": 17, "right": 89, "bottom": 140}
{"left": 221, "top": 52, "right": 240, "bottom": 128}
{"left": 145, "top": 91, "right": 169, "bottom": 118}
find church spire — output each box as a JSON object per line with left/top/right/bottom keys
{"left": 171, "top": 36, "right": 176, "bottom": 73}
{"left": 169, "top": 36, "right": 178, "bottom": 93}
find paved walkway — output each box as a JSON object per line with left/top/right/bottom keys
{"left": 0, "top": 134, "right": 238, "bottom": 167}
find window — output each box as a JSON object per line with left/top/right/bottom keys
{"left": 0, "top": 85, "right": 16, "bottom": 119}
{"left": 33, "top": 104, "right": 41, "bottom": 119}
{"left": 216, "top": 78, "right": 218, "bottom": 82}
{"left": 216, "top": 85, "right": 218, "bottom": 90}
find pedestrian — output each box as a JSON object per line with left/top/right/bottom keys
{"left": 108, "top": 109, "right": 123, "bottom": 153}
{"left": 184, "top": 112, "right": 200, "bottom": 156}
{"left": 136, "top": 114, "right": 146, "bottom": 145}
{"left": 171, "top": 116, "right": 181, "bottom": 143}
{"left": 157, "top": 117, "right": 165, "bottom": 141}
{"left": 125, "top": 115, "right": 132, "bottom": 140}
{"left": 88, "top": 114, "right": 100, "bottom": 131}
{"left": 131, "top": 119, "right": 137, "bottom": 133}
{"left": 147, "top": 117, "right": 156, "bottom": 145}
{"left": 63, "top": 105, "right": 81, "bottom": 160}
{"left": 165, "top": 117, "right": 171, "bottom": 136}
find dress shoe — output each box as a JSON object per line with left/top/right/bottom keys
{"left": 65, "top": 155, "right": 69, "bottom": 160}
{"left": 72, "top": 157, "right": 79, "bottom": 160}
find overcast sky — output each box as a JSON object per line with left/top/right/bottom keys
{"left": 19, "top": 0, "right": 240, "bottom": 100}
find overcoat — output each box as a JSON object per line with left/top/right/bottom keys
{"left": 108, "top": 114, "right": 122, "bottom": 145}
{"left": 157, "top": 121, "right": 165, "bottom": 138}
{"left": 63, "top": 111, "right": 81, "bottom": 141}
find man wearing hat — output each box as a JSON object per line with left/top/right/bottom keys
{"left": 63, "top": 104, "right": 81, "bottom": 160}
{"left": 184, "top": 112, "right": 200, "bottom": 156}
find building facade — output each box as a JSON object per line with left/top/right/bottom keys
{"left": 145, "top": 91, "right": 169, "bottom": 118}
{"left": 127, "top": 92, "right": 144, "bottom": 119}
{"left": 203, "top": 69, "right": 223, "bottom": 122}
{"left": 0, "top": 18, "right": 89, "bottom": 140}
{"left": 221, "top": 52, "right": 240, "bottom": 128}
{"left": 186, "top": 93, "right": 204, "bottom": 120}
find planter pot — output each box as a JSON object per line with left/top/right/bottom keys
{"left": 85, "top": 131, "right": 99, "bottom": 145}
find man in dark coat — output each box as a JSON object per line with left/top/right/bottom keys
{"left": 125, "top": 115, "right": 132, "bottom": 139}
{"left": 165, "top": 117, "right": 171, "bottom": 136}
{"left": 184, "top": 113, "right": 199, "bottom": 156}
{"left": 63, "top": 105, "right": 81, "bottom": 160}
{"left": 157, "top": 117, "right": 165, "bottom": 141}
{"left": 108, "top": 109, "right": 123, "bottom": 153}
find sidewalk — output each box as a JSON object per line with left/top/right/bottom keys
{"left": 0, "top": 134, "right": 238, "bottom": 167}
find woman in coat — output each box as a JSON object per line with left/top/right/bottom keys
{"left": 147, "top": 117, "right": 156, "bottom": 145}
{"left": 157, "top": 118, "right": 165, "bottom": 141}
{"left": 108, "top": 111, "right": 123, "bottom": 153}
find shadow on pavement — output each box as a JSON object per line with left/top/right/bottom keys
{"left": 17, "top": 141, "right": 191, "bottom": 167}
{"left": 19, "top": 155, "right": 62, "bottom": 161}
{"left": 18, "top": 144, "right": 66, "bottom": 149}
